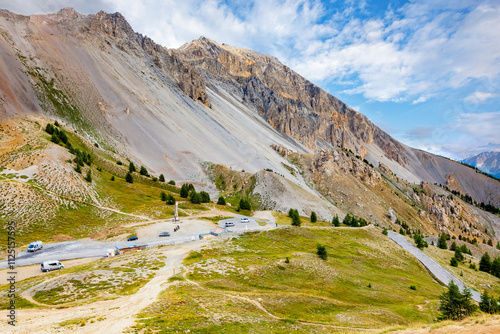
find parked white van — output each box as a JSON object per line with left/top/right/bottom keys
{"left": 27, "top": 241, "right": 43, "bottom": 252}
{"left": 41, "top": 260, "right": 64, "bottom": 272}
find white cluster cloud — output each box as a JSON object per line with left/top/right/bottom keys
{"left": 464, "top": 91, "right": 497, "bottom": 104}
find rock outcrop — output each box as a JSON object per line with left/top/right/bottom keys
{"left": 178, "top": 37, "right": 408, "bottom": 164}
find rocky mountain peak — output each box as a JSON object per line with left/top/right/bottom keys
{"left": 89, "top": 10, "right": 136, "bottom": 40}
{"left": 29, "top": 7, "right": 83, "bottom": 24}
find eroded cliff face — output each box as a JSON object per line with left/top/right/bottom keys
{"left": 178, "top": 37, "right": 408, "bottom": 165}
{"left": 86, "top": 10, "right": 209, "bottom": 105}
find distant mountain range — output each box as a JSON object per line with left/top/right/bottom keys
{"left": 462, "top": 151, "right": 500, "bottom": 179}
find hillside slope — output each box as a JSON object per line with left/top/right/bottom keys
{"left": 178, "top": 37, "right": 500, "bottom": 206}
{"left": 0, "top": 7, "right": 499, "bottom": 225}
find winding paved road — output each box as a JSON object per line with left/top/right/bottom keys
{"left": 388, "top": 231, "right": 481, "bottom": 302}
{"left": 0, "top": 214, "right": 273, "bottom": 268}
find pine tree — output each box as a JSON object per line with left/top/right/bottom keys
{"left": 45, "top": 123, "right": 54, "bottom": 134}
{"left": 125, "top": 172, "right": 133, "bottom": 183}
{"left": 238, "top": 199, "right": 251, "bottom": 211}
{"left": 166, "top": 194, "right": 176, "bottom": 205}
{"left": 382, "top": 228, "right": 388, "bottom": 236}
{"left": 140, "top": 166, "right": 149, "bottom": 176}
{"left": 332, "top": 215, "right": 340, "bottom": 227}
{"left": 159, "top": 174, "right": 165, "bottom": 182}
{"left": 450, "top": 257, "right": 458, "bottom": 267}
{"left": 343, "top": 213, "right": 352, "bottom": 226}
{"left": 310, "top": 211, "right": 317, "bottom": 223}
{"left": 190, "top": 191, "right": 201, "bottom": 204}
{"left": 455, "top": 248, "right": 464, "bottom": 262}
{"left": 217, "top": 196, "right": 226, "bottom": 205}
{"left": 316, "top": 244, "right": 327, "bottom": 260}
{"left": 161, "top": 191, "right": 167, "bottom": 201}
{"left": 129, "top": 162, "right": 136, "bottom": 173}
{"left": 85, "top": 170, "right": 92, "bottom": 182}
{"left": 290, "top": 209, "right": 301, "bottom": 226}
{"left": 439, "top": 280, "right": 477, "bottom": 320}
{"left": 50, "top": 134, "right": 60, "bottom": 144}
{"left": 414, "top": 233, "right": 427, "bottom": 249}
{"left": 480, "top": 291, "right": 497, "bottom": 314}
{"left": 450, "top": 241, "right": 457, "bottom": 251}
{"left": 490, "top": 257, "right": 500, "bottom": 278}
{"left": 74, "top": 164, "right": 82, "bottom": 174}
{"left": 180, "top": 184, "right": 189, "bottom": 198}
{"left": 111, "top": 175, "right": 115, "bottom": 181}
{"left": 200, "top": 191, "right": 210, "bottom": 203}
{"left": 438, "top": 235, "right": 448, "bottom": 250}
{"left": 479, "top": 252, "right": 492, "bottom": 273}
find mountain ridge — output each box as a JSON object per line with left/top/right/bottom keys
{"left": 462, "top": 151, "right": 500, "bottom": 179}
{"left": 0, "top": 7, "right": 499, "bottom": 210}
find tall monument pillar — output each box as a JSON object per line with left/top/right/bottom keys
{"left": 173, "top": 201, "right": 179, "bottom": 222}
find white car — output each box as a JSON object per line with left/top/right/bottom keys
{"left": 28, "top": 241, "right": 43, "bottom": 252}
{"left": 41, "top": 260, "right": 64, "bottom": 272}
{"left": 240, "top": 217, "right": 250, "bottom": 223}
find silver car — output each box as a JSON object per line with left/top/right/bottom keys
{"left": 41, "top": 260, "right": 64, "bottom": 272}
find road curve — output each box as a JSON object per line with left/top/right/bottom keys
{"left": 388, "top": 231, "right": 481, "bottom": 302}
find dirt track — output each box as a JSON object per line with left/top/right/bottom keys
{"left": 1, "top": 240, "right": 207, "bottom": 334}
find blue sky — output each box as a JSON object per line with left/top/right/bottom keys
{"left": 2, "top": 0, "right": 499, "bottom": 159}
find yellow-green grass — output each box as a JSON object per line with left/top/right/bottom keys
{"left": 134, "top": 227, "right": 444, "bottom": 333}
{"left": 423, "top": 245, "right": 500, "bottom": 297}
{"left": 272, "top": 211, "right": 338, "bottom": 227}
{"left": 94, "top": 168, "right": 177, "bottom": 218}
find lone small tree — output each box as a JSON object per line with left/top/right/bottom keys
{"left": 161, "top": 191, "right": 167, "bottom": 201}
{"left": 310, "top": 211, "right": 317, "bottom": 223}
{"left": 238, "top": 199, "right": 251, "bottom": 211}
{"left": 85, "top": 170, "right": 92, "bottom": 182}
{"left": 479, "top": 252, "right": 492, "bottom": 273}
{"left": 125, "top": 172, "right": 133, "bottom": 183}
{"left": 289, "top": 209, "right": 301, "bottom": 226}
{"left": 217, "top": 196, "right": 226, "bottom": 205}
{"left": 382, "top": 228, "right": 388, "bottom": 236}
{"left": 438, "top": 234, "right": 448, "bottom": 250}
{"left": 455, "top": 248, "right": 464, "bottom": 263}
{"left": 140, "top": 166, "right": 149, "bottom": 176}
{"left": 316, "top": 244, "right": 327, "bottom": 260}
{"left": 159, "top": 174, "right": 165, "bottom": 182}
{"left": 180, "top": 184, "right": 189, "bottom": 198}
{"left": 332, "top": 215, "right": 340, "bottom": 227}
{"left": 166, "top": 194, "right": 176, "bottom": 205}
{"left": 110, "top": 175, "right": 115, "bottom": 181}
{"left": 491, "top": 257, "right": 500, "bottom": 278}
{"left": 129, "top": 162, "right": 136, "bottom": 173}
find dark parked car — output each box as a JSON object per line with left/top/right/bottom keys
{"left": 159, "top": 232, "right": 170, "bottom": 237}
{"left": 127, "top": 236, "right": 138, "bottom": 241}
